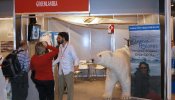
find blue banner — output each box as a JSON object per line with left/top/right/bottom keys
{"left": 129, "top": 24, "right": 160, "bottom": 31}
{"left": 130, "top": 24, "right": 161, "bottom": 99}
{"left": 40, "top": 31, "right": 58, "bottom": 47}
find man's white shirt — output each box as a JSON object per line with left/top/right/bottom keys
{"left": 53, "top": 43, "right": 79, "bottom": 75}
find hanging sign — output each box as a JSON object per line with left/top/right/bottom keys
{"left": 108, "top": 24, "right": 114, "bottom": 34}
{"left": 15, "top": 0, "right": 89, "bottom": 13}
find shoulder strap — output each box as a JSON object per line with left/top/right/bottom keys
{"left": 17, "top": 50, "right": 24, "bottom": 53}
{"left": 12, "top": 50, "right": 24, "bottom": 54}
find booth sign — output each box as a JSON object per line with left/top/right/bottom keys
{"left": 15, "top": 0, "right": 89, "bottom": 13}
{"left": 108, "top": 24, "right": 114, "bottom": 34}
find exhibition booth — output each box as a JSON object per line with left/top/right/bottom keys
{"left": 0, "top": 0, "right": 171, "bottom": 100}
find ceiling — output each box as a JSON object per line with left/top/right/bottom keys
{"left": 27, "top": 14, "right": 157, "bottom": 29}
{"left": 53, "top": 15, "right": 138, "bottom": 25}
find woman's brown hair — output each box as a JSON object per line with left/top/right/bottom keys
{"left": 35, "top": 42, "right": 48, "bottom": 55}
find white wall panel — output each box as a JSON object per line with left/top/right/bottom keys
{"left": 67, "top": 24, "right": 91, "bottom": 60}
{"left": 48, "top": 19, "right": 69, "bottom": 32}
{"left": 114, "top": 25, "right": 129, "bottom": 50}
{"left": 48, "top": 19, "right": 91, "bottom": 60}
{"left": 91, "top": 29, "right": 111, "bottom": 59}
{"left": 48, "top": 18, "right": 111, "bottom": 61}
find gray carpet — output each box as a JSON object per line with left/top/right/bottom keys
{"left": 53, "top": 65, "right": 122, "bottom": 100}
{"left": 56, "top": 78, "right": 121, "bottom": 100}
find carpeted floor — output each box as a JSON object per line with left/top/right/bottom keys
{"left": 53, "top": 67, "right": 175, "bottom": 100}
{"left": 57, "top": 78, "right": 122, "bottom": 100}
{"left": 172, "top": 94, "right": 175, "bottom": 100}
{"left": 53, "top": 65, "right": 122, "bottom": 100}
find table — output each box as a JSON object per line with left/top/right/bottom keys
{"left": 78, "top": 63, "right": 105, "bottom": 81}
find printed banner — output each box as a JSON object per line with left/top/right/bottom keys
{"left": 15, "top": 0, "right": 89, "bottom": 13}
{"left": 129, "top": 25, "right": 161, "bottom": 99}
{"left": 1, "top": 41, "right": 13, "bottom": 52}
{"left": 40, "top": 31, "right": 58, "bottom": 47}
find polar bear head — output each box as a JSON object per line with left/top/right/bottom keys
{"left": 94, "top": 51, "right": 113, "bottom": 68}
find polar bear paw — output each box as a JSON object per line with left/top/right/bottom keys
{"left": 102, "top": 94, "right": 112, "bottom": 100}
{"left": 121, "top": 93, "right": 130, "bottom": 100}
{"left": 103, "top": 97, "right": 112, "bottom": 100}
{"left": 105, "top": 98, "right": 112, "bottom": 100}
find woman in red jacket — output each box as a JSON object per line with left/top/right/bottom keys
{"left": 30, "top": 42, "right": 58, "bottom": 100}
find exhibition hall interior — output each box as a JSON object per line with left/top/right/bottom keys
{"left": 0, "top": 0, "right": 174, "bottom": 100}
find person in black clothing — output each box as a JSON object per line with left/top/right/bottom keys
{"left": 10, "top": 41, "right": 30, "bottom": 100}
{"left": 133, "top": 61, "right": 150, "bottom": 98}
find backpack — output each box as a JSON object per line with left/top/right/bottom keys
{"left": 1, "top": 50, "right": 24, "bottom": 78}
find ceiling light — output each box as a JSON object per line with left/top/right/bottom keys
{"left": 83, "top": 17, "right": 95, "bottom": 23}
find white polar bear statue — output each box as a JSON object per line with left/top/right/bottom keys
{"left": 95, "top": 46, "right": 130, "bottom": 100}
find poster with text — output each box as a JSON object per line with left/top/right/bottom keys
{"left": 129, "top": 25, "right": 161, "bottom": 99}
{"left": 40, "top": 31, "right": 58, "bottom": 47}
{"left": 1, "top": 41, "right": 13, "bottom": 52}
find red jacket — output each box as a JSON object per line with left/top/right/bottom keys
{"left": 30, "top": 46, "right": 58, "bottom": 80}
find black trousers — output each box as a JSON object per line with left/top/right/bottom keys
{"left": 10, "top": 72, "right": 29, "bottom": 100}
{"left": 35, "top": 80, "right": 54, "bottom": 100}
